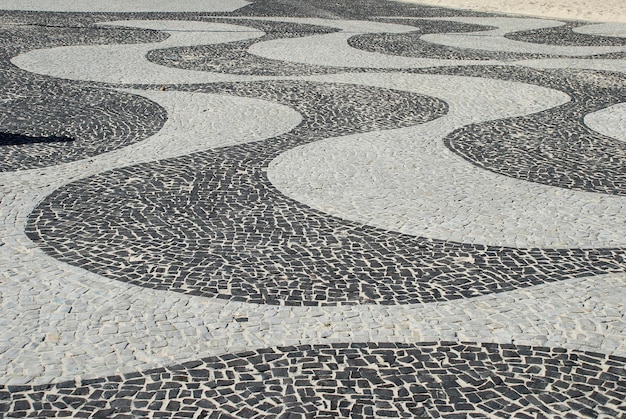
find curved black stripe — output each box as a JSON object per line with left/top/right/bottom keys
{"left": 438, "top": 65, "right": 626, "bottom": 196}
{"left": 505, "top": 22, "right": 626, "bottom": 48}
{"left": 25, "top": 81, "right": 626, "bottom": 306}
{"left": 146, "top": 19, "right": 347, "bottom": 76}
{"left": 2, "top": 342, "right": 624, "bottom": 417}
{"left": 0, "top": 16, "right": 168, "bottom": 171}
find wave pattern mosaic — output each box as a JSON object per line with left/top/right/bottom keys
{"left": 0, "top": 0, "right": 624, "bottom": 417}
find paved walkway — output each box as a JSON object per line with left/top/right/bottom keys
{"left": 0, "top": 0, "right": 625, "bottom": 417}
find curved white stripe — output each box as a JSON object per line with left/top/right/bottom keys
{"left": 237, "top": 17, "right": 504, "bottom": 68}
{"left": 117, "top": 89, "right": 303, "bottom": 155}
{"left": 584, "top": 103, "right": 626, "bottom": 143}
{"left": 11, "top": 20, "right": 273, "bottom": 84}
{"left": 516, "top": 58, "right": 626, "bottom": 72}
{"left": 223, "top": 16, "right": 429, "bottom": 33}
{"left": 269, "top": 73, "right": 626, "bottom": 249}
{"left": 416, "top": 17, "right": 626, "bottom": 56}
{"left": 574, "top": 22, "right": 626, "bottom": 38}
{"left": 0, "top": 0, "right": 250, "bottom": 12}
{"left": 1, "top": 252, "right": 624, "bottom": 385}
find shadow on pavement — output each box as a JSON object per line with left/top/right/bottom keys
{"left": 0, "top": 132, "right": 75, "bottom": 146}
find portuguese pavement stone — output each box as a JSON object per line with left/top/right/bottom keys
{"left": 0, "top": 0, "right": 624, "bottom": 417}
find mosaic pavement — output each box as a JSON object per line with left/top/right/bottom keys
{"left": 0, "top": 0, "right": 625, "bottom": 417}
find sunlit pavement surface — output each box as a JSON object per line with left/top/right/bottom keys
{"left": 0, "top": 0, "right": 625, "bottom": 417}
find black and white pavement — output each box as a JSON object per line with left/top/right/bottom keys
{"left": 0, "top": 0, "right": 625, "bottom": 417}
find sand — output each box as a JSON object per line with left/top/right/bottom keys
{"left": 395, "top": 0, "right": 626, "bottom": 23}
